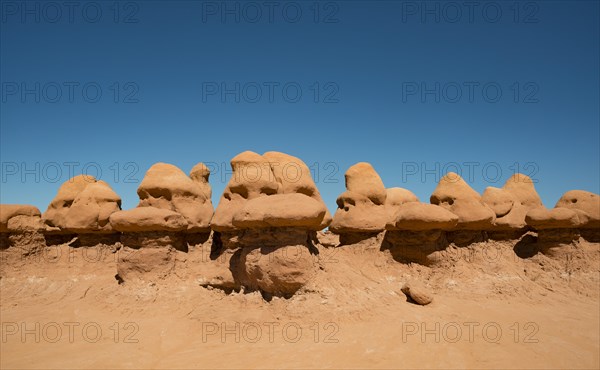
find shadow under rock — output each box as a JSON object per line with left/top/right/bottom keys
{"left": 513, "top": 233, "right": 539, "bottom": 259}
{"left": 380, "top": 230, "right": 449, "bottom": 266}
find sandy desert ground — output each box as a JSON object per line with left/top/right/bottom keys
{"left": 1, "top": 232, "right": 598, "bottom": 369}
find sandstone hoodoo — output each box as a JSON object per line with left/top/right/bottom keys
{"left": 525, "top": 190, "right": 600, "bottom": 248}
{"left": 1, "top": 204, "right": 42, "bottom": 233}
{"left": 525, "top": 207, "right": 583, "bottom": 256}
{"left": 110, "top": 207, "right": 188, "bottom": 281}
{"left": 555, "top": 190, "right": 600, "bottom": 241}
{"left": 503, "top": 173, "right": 545, "bottom": 208}
{"left": 138, "top": 162, "right": 213, "bottom": 233}
{"left": 430, "top": 172, "right": 495, "bottom": 244}
{"left": 109, "top": 162, "right": 214, "bottom": 282}
{"left": 329, "top": 162, "right": 389, "bottom": 244}
{"left": 482, "top": 173, "right": 544, "bottom": 239}
{"left": 64, "top": 181, "right": 121, "bottom": 231}
{"left": 211, "top": 150, "right": 331, "bottom": 232}
{"left": 525, "top": 207, "right": 582, "bottom": 230}
{"left": 64, "top": 181, "right": 122, "bottom": 246}
{"left": 42, "top": 175, "right": 121, "bottom": 245}
{"left": 263, "top": 151, "right": 332, "bottom": 228}
{"left": 383, "top": 202, "right": 458, "bottom": 265}
{"left": 0, "top": 204, "right": 44, "bottom": 253}
{"left": 2, "top": 152, "right": 598, "bottom": 294}
{"left": 210, "top": 151, "right": 329, "bottom": 298}
{"left": 210, "top": 151, "right": 279, "bottom": 232}
{"left": 42, "top": 174, "right": 97, "bottom": 232}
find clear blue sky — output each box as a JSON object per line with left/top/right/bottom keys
{"left": 1, "top": 0, "right": 599, "bottom": 214}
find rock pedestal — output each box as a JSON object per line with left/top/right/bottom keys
{"left": 525, "top": 207, "right": 583, "bottom": 257}
{"left": 210, "top": 151, "right": 328, "bottom": 297}
{"left": 224, "top": 227, "right": 317, "bottom": 298}
{"left": 383, "top": 202, "right": 457, "bottom": 265}
{"left": 0, "top": 204, "right": 45, "bottom": 256}
{"left": 110, "top": 207, "right": 187, "bottom": 281}
{"left": 555, "top": 190, "right": 600, "bottom": 242}
{"left": 109, "top": 162, "right": 214, "bottom": 282}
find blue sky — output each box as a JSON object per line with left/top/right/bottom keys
{"left": 1, "top": 0, "right": 599, "bottom": 214}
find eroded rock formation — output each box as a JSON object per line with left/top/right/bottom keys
{"left": 555, "top": 190, "right": 600, "bottom": 241}
{"left": 384, "top": 202, "right": 458, "bottom": 265}
{"left": 482, "top": 173, "right": 544, "bottom": 239}
{"left": 0, "top": 204, "right": 44, "bottom": 254}
{"left": 109, "top": 162, "right": 213, "bottom": 282}
{"left": 43, "top": 174, "right": 95, "bottom": 240}
{"left": 2, "top": 152, "right": 598, "bottom": 299}
{"left": 430, "top": 172, "right": 496, "bottom": 244}
{"left": 65, "top": 181, "right": 122, "bottom": 246}
{"left": 525, "top": 189, "right": 600, "bottom": 252}
{"left": 138, "top": 162, "right": 213, "bottom": 232}
{"left": 43, "top": 175, "right": 122, "bottom": 246}
{"left": 210, "top": 151, "right": 328, "bottom": 298}
{"left": 330, "top": 162, "right": 388, "bottom": 244}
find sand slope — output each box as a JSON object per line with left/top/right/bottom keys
{"left": 1, "top": 234, "right": 599, "bottom": 369}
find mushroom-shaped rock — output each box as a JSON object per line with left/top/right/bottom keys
{"left": 232, "top": 193, "right": 327, "bottom": 229}
{"left": 64, "top": 181, "right": 121, "bottom": 233}
{"left": 555, "top": 190, "right": 600, "bottom": 228}
{"left": 330, "top": 163, "right": 388, "bottom": 233}
{"left": 330, "top": 191, "right": 389, "bottom": 233}
{"left": 211, "top": 151, "right": 279, "bottom": 231}
{"left": 430, "top": 172, "right": 495, "bottom": 230}
{"left": 387, "top": 203, "right": 458, "bottom": 231}
{"left": 503, "top": 173, "right": 544, "bottom": 208}
{"left": 43, "top": 175, "right": 98, "bottom": 230}
{"left": 210, "top": 151, "right": 333, "bottom": 297}
{"left": 525, "top": 206, "right": 586, "bottom": 245}
{"left": 525, "top": 207, "right": 582, "bottom": 229}
{"left": 482, "top": 173, "right": 545, "bottom": 232}
{"left": 0, "top": 204, "right": 44, "bottom": 253}
{"left": 385, "top": 188, "right": 419, "bottom": 220}
{"left": 382, "top": 203, "right": 453, "bottom": 265}
{"left": 481, "top": 187, "right": 526, "bottom": 230}
{"left": 263, "top": 151, "right": 332, "bottom": 228}
{"left": 138, "top": 162, "right": 213, "bottom": 232}
{"left": 111, "top": 207, "right": 189, "bottom": 279}
{"left": 0, "top": 204, "right": 42, "bottom": 232}
{"left": 109, "top": 207, "right": 188, "bottom": 232}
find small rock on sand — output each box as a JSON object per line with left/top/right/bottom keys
{"left": 401, "top": 282, "right": 433, "bottom": 305}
